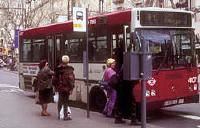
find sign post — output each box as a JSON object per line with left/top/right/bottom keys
{"left": 14, "top": 29, "right": 19, "bottom": 48}
{"left": 73, "top": 7, "right": 89, "bottom": 118}
{"left": 73, "top": 7, "right": 87, "bottom": 32}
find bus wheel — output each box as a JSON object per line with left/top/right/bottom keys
{"left": 89, "top": 86, "right": 107, "bottom": 112}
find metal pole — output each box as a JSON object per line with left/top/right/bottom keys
{"left": 102, "top": 0, "right": 104, "bottom": 13}
{"left": 99, "top": 0, "right": 101, "bottom": 13}
{"left": 141, "top": 74, "right": 147, "bottom": 128}
{"left": 21, "top": 0, "right": 25, "bottom": 28}
{"left": 86, "top": 8, "right": 90, "bottom": 118}
{"left": 141, "top": 43, "right": 147, "bottom": 128}
{"left": 24, "top": 8, "right": 27, "bottom": 28}
{"left": 67, "top": 0, "right": 70, "bottom": 20}
{"left": 50, "top": 0, "right": 54, "bottom": 23}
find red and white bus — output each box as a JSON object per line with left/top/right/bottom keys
{"left": 19, "top": 7, "right": 199, "bottom": 111}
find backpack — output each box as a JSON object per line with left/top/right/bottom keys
{"left": 54, "top": 65, "right": 75, "bottom": 93}
{"left": 62, "top": 66, "right": 75, "bottom": 89}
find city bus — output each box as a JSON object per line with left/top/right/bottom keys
{"left": 19, "top": 7, "right": 199, "bottom": 112}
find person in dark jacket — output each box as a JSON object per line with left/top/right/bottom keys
{"left": 112, "top": 39, "right": 124, "bottom": 72}
{"left": 37, "top": 60, "right": 54, "bottom": 116}
{"left": 112, "top": 39, "right": 141, "bottom": 125}
{"left": 54, "top": 55, "right": 75, "bottom": 120}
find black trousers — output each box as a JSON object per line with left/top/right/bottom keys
{"left": 115, "top": 80, "right": 140, "bottom": 120}
{"left": 58, "top": 92, "right": 69, "bottom": 118}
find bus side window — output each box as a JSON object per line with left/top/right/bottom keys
{"left": 32, "top": 39, "right": 45, "bottom": 62}
{"left": 88, "top": 40, "right": 96, "bottom": 61}
{"left": 47, "top": 38, "right": 54, "bottom": 69}
{"left": 95, "top": 36, "right": 109, "bottom": 62}
{"left": 56, "top": 38, "right": 61, "bottom": 60}
{"left": 112, "top": 34, "right": 117, "bottom": 55}
{"left": 64, "top": 39, "right": 83, "bottom": 62}
{"left": 21, "top": 39, "right": 31, "bottom": 62}
{"left": 126, "top": 33, "right": 133, "bottom": 52}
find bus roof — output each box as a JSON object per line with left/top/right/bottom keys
{"left": 20, "top": 7, "right": 193, "bottom": 38}
{"left": 20, "top": 9, "right": 131, "bottom": 37}
{"left": 132, "top": 7, "right": 193, "bottom": 14}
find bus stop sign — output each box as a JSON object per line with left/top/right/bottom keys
{"left": 73, "top": 7, "right": 86, "bottom": 32}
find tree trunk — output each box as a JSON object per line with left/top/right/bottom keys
{"left": 67, "top": 0, "right": 70, "bottom": 20}
{"left": 170, "top": 0, "right": 176, "bottom": 8}
{"left": 145, "top": 0, "right": 155, "bottom": 7}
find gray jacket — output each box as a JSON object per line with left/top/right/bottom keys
{"left": 37, "top": 67, "right": 54, "bottom": 90}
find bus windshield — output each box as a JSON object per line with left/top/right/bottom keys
{"left": 139, "top": 29, "right": 194, "bottom": 70}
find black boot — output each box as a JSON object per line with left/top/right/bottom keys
{"left": 130, "top": 118, "right": 141, "bottom": 125}
{"left": 114, "top": 117, "right": 126, "bottom": 124}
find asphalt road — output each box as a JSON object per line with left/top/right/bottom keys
{"left": 0, "top": 68, "right": 18, "bottom": 87}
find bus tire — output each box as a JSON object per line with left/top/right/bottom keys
{"left": 89, "top": 86, "right": 107, "bottom": 112}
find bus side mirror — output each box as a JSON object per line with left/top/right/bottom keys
{"left": 123, "top": 52, "right": 152, "bottom": 80}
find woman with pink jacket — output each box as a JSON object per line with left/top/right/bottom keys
{"left": 102, "top": 58, "right": 117, "bottom": 117}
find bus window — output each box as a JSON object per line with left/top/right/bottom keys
{"left": 64, "top": 39, "right": 83, "bottom": 62}
{"left": 126, "top": 33, "right": 132, "bottom": 52}
{"left": 56, "top": 39, "right": 61, "bottom": 51}
{"left": 112, "top": 34, "right": 117, "bottom": 49}
{"left": 172, "top": 34, "right": 193, "bottom": 66}
{"left": 47, "top": 38, "right": 54, "bottom": 69}
{"left": 32, "top": 39, "right": 45, "bottom": 62}
{"left": 56, "top": 38, "right": 61, "bottom": 62}
{"left": 140, "top": 30, "right": 172, "bottom": 70}
{"left": 112, "top": 34, "right": 124, "bottom": 53}
{"left": 95, "top": 36, "right": 109, "bottom": 62}
{"left": 64, "top": 40, "right": 70, "bottom": 54}
{"left": 118, "top": 34, "right": 123, "bottom": 39}
{"left": 88, "top": 40, "right": 96, "bottom": 61}
{"left": 21, "top": 39, "right": 31, "bottom": 62}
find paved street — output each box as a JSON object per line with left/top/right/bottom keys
{"left": 1, "top": 1, "right": 200, "bottom": 128}
{"left": 0, "top": 91, "right": 144, "bottom": 128}
{"left": 1, "top": 69, "right": 200, "bottom": 128}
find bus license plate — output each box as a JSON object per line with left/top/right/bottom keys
{"left": 164, "top": 99, "right": 184, "bottom": 106}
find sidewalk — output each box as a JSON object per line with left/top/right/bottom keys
{"left": 0, "top": 91, "right": 164, "bottom": 128}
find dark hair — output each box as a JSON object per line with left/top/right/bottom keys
{"left": 39, "top": 60, "right": 47, "bottom": 70}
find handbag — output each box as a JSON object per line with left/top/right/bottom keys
{"left": 53, "top": 92, "right": 59, "bottom": 103}
{"left": 99, "top": 80, "right": 111, "bottom": 91}
{"left": 108, "top": 74, "right": 120, "bottom": 89}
